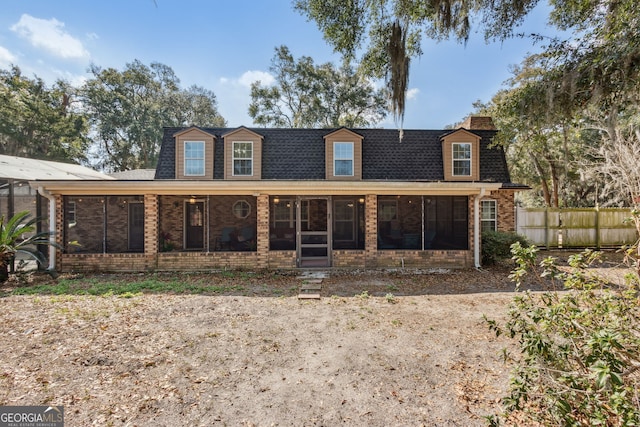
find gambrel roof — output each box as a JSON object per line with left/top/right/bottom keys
{"left": 155, "top": 126, "right": 515, "bottom": 184}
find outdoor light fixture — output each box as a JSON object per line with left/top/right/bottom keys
{"left": 273, "top": 196, "right": 280, "bottom": 204}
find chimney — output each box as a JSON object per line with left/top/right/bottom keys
{"left": 460, "top": 115, "right": 496, "bottom": 130}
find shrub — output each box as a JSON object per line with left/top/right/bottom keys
{"left": 481, "top": 230, "right": 529, "bottom": 265}
{"left": 486, "top": 243, "right": 640, "bottom": 426}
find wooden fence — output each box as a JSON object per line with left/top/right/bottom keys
{"left": 516, "top": 207, "right": 638, "bottom": 248}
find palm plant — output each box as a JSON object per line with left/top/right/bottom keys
{"left": 0, "top": 211, "right": 59, "bottom": 283}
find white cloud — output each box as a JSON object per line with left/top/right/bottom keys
{"left": 0, "top": 46, "right": 17, "bottom": 67}
{"left": 11, "top": 14, "right": 89, "bottom": 60}
{"left": 406, "top": 88, "right": 420, "bottom": 101}
{"left": 219, "top": 70, "right": 275, "bottom": 88}
{"left": 214, "top": 70, "right": 274, "bottom": 127}
{"left": 239, "top": 70, "right": 275, "bottom": 87}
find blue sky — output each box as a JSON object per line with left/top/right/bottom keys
{"left": 0, "top": 0, "right": 555, "bottom": 129}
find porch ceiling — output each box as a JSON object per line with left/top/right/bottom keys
{"left": 30, "top": 180, "right": 503, "bottom": 196}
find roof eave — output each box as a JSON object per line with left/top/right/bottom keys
{"left": 30, "top": 180, "right": 505, "bottom": 196}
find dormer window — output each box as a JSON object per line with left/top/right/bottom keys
{"left": 334, "top": 142, "right": 354, "bottom": 176}
{"left": 223, "top": 127, "right": 263, "bottom": 180}
{"left": 452, "top": 143, "right": 471, "bottom": 176}
{"left": 233, "top": 141, "right": 253, "bottom": 176}
{"left": 324, "top": 128, "right": 363, "bottom": 180}
{"left": 173, "top": 127, "right": 215, "bottom": 179}
{"left": 441, "top": 129, "right": 480, "bottom": 181}
{"left": 184, "top": 141, "right": 205, "bottom": 176}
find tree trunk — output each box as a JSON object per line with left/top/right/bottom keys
{"left": 0, "top": 263, "right": 8, "bottom": 284}
{"left": 531, "top": 154, "right": 552, "bottom": 206}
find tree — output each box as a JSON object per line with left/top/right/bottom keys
{"left": 473, "top": 59, "right": 601, "bottom": 208}
{"left": 0, "top": 211, "right": 60, "bottom": 283}
{"left": 295, "top": 0, "right": 640, "bottom": 125}
{"left": 248, "top": 46, "right": 387, "bottom": 128}
{"left": 487, "top": 245, "right": 640, "bottom": 426}
{"left": 0, "top": 66, "right": 89, "bottom": 163}
{"left": 294, "top": 0, "right": 538, "bottom": 124}
{"left": 82, "top": 60, "right": 225, "bottom": 172}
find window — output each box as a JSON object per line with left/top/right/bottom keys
{"left": 379, "top": 200, "right": 397, "bottom": 221}
{"left": 481, "top": 200, "right": 497, "bottom": 232}
{"left": 67, "top": 200, "right": 76, "bottom": 227}
{"left": 334, "top": 142, "right": 354, "bottom": 176}
{"left": 184, "top": 141, "right": 205, "bottom": 176}
{"left": 424, "top": 196, "right": 469, "bottom": 250}
{"left": 334, "top": 200, "right": 355, "bottom": 241}
{"left": 232, "top": 200, "right": 251, "bottom": 219}
{"left": 233, "top": 142, "right": 253, "bottom": 176}
{"left": 452, "top": 143, "right": 471, "bottom": 176}
{"left": 273, "top": 198, "right": 295, "bottom": 228}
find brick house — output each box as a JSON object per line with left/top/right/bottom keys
{"left": 31, "top": 116, "right": 527, "bottom": 272}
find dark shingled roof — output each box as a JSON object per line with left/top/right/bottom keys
{"left": 155, "top": 126, "right": 515, "bottom": 184}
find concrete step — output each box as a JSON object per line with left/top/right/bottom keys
{"left": 298, "top": 293, "right": 321, "bottom": 300}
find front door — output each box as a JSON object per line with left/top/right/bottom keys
{"left": 297, "top": 197, "right": 331, "bottom": 268}
{"left": 128, "top": 202, "right": 144, "bottom": 252}
{"left": 185, "top": 201, "right": 205, "bottom": 249}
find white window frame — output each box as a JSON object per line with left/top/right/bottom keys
{"left": 333, "top": 141, "right": 354, "bottom": 177}
{"left": 67, "top": 200, "right": 77, "bottom": 227}
{"left": 232, "top": 141, "right": 253, "bottom": 176}
{"left": 232, "top": 200, "right": 251, "bottom": 219}
{"left": 452, "top": 142, "right": 472, "bottom": 177}
{"left": 184, "top": 141, "right": 205, "bottom": 176}
{"left": 481, "top": 199, "right": 497, "bottom": 232}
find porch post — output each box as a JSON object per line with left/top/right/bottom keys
{"left": 256, "top": 195, "right": 270, "bottom": 268}
{"left": 474, "top": 188, "right": 486, "bottom": 268}
{"left": 364, "top": 194, "right": 378, "bottom": 269}
{"left": 144, "top": 194, "right": 158, "bottom": 270}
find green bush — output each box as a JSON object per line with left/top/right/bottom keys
{"left": 481, "top": 230, "right": 529, "bottom": 265}
{"left": 486, "top": 243, "right": 640, "bottom": 426}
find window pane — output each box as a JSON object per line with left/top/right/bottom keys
{"left": 335, "top": 159, "right": 353, "bottom": 176}
{"left": 234, "top": 159, "right": 252, "bottom": 175}
{"left": 334, "top": 142, "right": 354, "bottom": 176}
{"left": 453, "top": 160, "right": 471, "bottom": 176}
{"left": 453, "top": 143, "right": 471, "bottom": 176}
{"left": 453, "top": 143, "right": 471, "bottom": 159}
{"left": 233, "top": 142, "right": 252, "bottom": 175}
{"left": 184, "top": 141, "right": 204, "bottom": 175}
{"left": 233, "top": 142, "right": 252, "bottom": 158}
{"left": 481, "top": 200, "right": 497, "bottom": 232}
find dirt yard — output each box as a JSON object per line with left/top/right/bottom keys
{"left": 0, "top": 253, "right": 630, "bottom": 426}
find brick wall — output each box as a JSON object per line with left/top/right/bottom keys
{"left": 364, "top": 194, "right": 377, "bottom": 268}
{"left": 256, "top": 195, "right": 269, "bottom": 268}
{"left": 495, "top": 190, "right": 516, "bottom": 232}
{"left": 333, "top": 250, "right": 365, "bottom": 268}
{"left": 157, "top": 252, "right": 258, "bottom": 270}
{"left": 372, "top": 250, "right": 473, "bottom": 268}
{"left": 267, "top": 251, "right": 296, "bottom": 269}
{"left": 61, "top": 253, "right": 150, "bottom": 272}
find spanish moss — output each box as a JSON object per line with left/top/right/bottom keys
{"left": 387, "top": 20, "right": 410, "bottom": 138}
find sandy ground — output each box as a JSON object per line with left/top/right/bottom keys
{"left": 0, "top": 256, "right": 630, "bottom": 426}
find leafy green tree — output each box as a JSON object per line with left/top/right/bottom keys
{"left": 248, "top": 45, "right": 387, "bottom": 128}
{"left": 82, "top": 60, "right": 225, "bottom": 171}
{"left": 294, "top": 0, "right": 538, "bottom": 123}
{"left": 0, "top": 66, "right": 89, "bottom": 162}
{"left": 473, "top": 59, "right": 601, "bottom": 208}
{"left": 295, "top": 0, "right": 640, "bottom": 125}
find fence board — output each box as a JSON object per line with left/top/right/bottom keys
{"left": 516, "top": 207, "right": 637, "bottom": 248}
